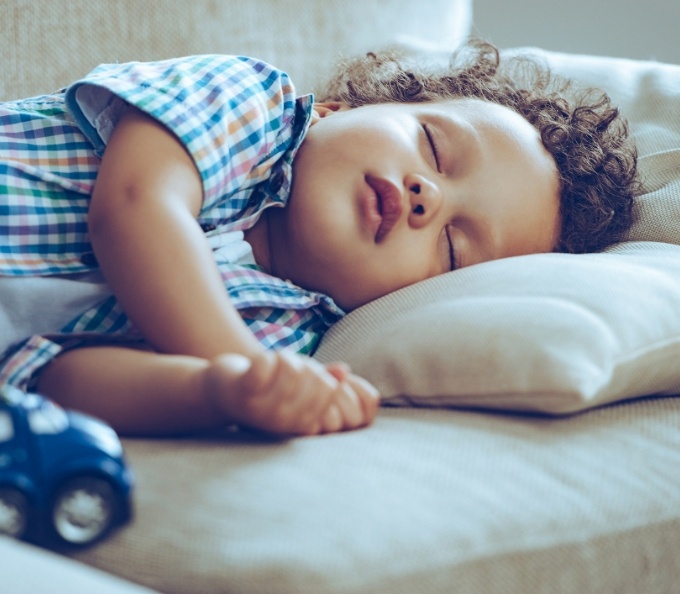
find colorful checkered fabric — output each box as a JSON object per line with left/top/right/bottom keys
{"left": 0, "top": 55, "right": 344, "bottom": 389}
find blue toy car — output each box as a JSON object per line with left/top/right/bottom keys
{"left": 0, "top": 385, "right": 133, "bottom": 548}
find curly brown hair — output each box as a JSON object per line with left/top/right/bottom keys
{"left": 318, "top": 39, "right": 640, "bottom": 254}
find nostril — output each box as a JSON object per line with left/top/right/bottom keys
{"left": 410, "top": 184, "right": 421, "bottom": 195}
{"left": 412, "top": 204, "right": 425, "bottom": 215}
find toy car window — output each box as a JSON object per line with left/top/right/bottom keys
{"left": 0, "top": 411, "right": 14, "bottom": 442}
{"left": 28, "top": 401, "right": 69, "bottom": 434}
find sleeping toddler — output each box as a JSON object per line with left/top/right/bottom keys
{"left": 0, "top": 40, "right": 639, "bottom": 437}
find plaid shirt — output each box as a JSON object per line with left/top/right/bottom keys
{"left": 0, "top": 55, "right": 344, "bottom": 389}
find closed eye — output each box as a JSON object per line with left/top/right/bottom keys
{"left": 423, "top": 124, "right": 440, "bottom": 173}
{"left": 445, "top": 225, "right": 457, "bottom": 271}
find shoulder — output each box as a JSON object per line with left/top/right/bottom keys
{"left": 68, "top": 55, "right": 300, "bottom": 132}
{"left": 64, "top": 54, "right": 297, "bottom": 153}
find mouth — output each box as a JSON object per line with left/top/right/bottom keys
{"left": 365, "top": 175, "right": 404, "bottom": 243}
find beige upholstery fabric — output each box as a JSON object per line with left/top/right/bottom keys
{"left": 317, "top": 241, "right": 680, "bottom": 413}
{"left": 70, "top": 400, "right": 680, "bottom": 594}
{"left": 316, "top": 51, "right": 680, "bottom": 414}
{"left": 2, "top": 537, "right": 156, "bottom": 594}
{"left": 2, "top": 0, "right": 470, "bottom": 100}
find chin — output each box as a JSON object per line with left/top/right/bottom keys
{"left": 309, "top": 283, "right": 357, "bottom": 312}
{"left": 327, "top": 276, "right": 395, "bottom": 312}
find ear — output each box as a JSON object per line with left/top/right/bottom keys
{"left": 310, "top": 101, "right": 351, "bottom": 125}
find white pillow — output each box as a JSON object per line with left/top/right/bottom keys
{"left": 316, "top": 242, "right": 680, "bottom": 413}
{"left": 316, "top": 53, "right": 680, "bottom": 414}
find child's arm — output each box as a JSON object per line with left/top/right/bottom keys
{"left": 38, "top": 346, "right": 379, "bottom": 437}
{"left": 79, "top": 106, "right": 378, "bottom": 435}
{"left": 88, "top": 107, "right": 261, "bottom": 360}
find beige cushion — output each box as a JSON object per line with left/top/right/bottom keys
{"left": 2, "top": 0, "right": 471, "bottom": 100}
{"left": 317, "top": 242, "right": 680, "bottom": 413}
{"left": 316, "top": 51, "right": 680, "bottom": 414}
{"left": 1, "top": 537, "right": 157, "bottom": 594}
{"left": 69, "top": 400, "right": 680, "bottom": 594}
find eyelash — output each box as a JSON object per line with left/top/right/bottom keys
{"left": 423, "top": 124, "right": 440, "bottom": 172}
{"left": 424, "top": 124, "right": 456, "bottom": 270}
{"left": 445, "top": 225, "right": 457, "bottom": 271}
{"left": 420, "top": 122, "right": 457, "bottom": 269}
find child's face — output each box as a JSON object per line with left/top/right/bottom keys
{"left": 270, "top": 98, "right": 560, "bottom": 311}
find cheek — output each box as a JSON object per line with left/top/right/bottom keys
{"left": 364, "top": 247, "right": 438, "bottom": 294}
{"left": 310, "top": 242, "right": 438, "bottom": 310}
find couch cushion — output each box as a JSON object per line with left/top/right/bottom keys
{"left": 315, "top": 52, "right": 680, "bottom": 414}
{"left": 2, "top": 0, "right": 471, "bottom": 100}
{"left": 2, "top": 537, "right": 157, "bottom": 594}
{"left": 68, "top": 399, "right": 680, "bottom": 594}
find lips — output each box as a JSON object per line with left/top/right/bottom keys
{"left": 365, "top": 175, "right": 404, "bottom": 243}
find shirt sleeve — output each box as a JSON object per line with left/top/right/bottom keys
{"left": 64, "top": 55, "right": 300, "bottom": 215}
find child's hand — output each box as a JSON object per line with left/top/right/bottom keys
{"left": 202, "top": 351, "right": 380, "bottom": 436}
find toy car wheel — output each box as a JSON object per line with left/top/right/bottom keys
{"left": 51, "top": 476, "right": 118, "bottom": 546}
{"left": 0, "top": 487, "right": 29, "bottom": 539}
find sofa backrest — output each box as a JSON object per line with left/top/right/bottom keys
{"left": 2, "top": 0, "right": 471, "bottom": 100}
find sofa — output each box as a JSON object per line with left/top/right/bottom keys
{"left": 3, "top": 1, "right": 680, "bottom": 593}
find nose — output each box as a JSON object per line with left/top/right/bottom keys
{"left": 405, "top": 173, "right": 443, "bottom": 228}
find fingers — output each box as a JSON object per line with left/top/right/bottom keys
{"left": 205, "top": 351, "right": 379, "bottom": 437}
{"left": 250, "top": 350, "right": 338, "bottom": 434}
{"left": 324, "top": 382, "right": 363, "bottom": 431}
{"left": 318, "top": 363, "right": 380, "bottom": 435}
{"left": 280, "top": 353, "right": 340, "bottom": 432}
{"left": 237, "top": 350, "right": 277, "bottom": 393}
{"left": 318, "top": 403, "right": 344, "bottom": 434}
{"left": 346, "top": 373, "right": 381, "bottom": 424}
{"left": 262, "top": 354, "right": 379, "bottom": 436}
{"left": 324, "top": 362, "right": 351, "bottom": 383}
